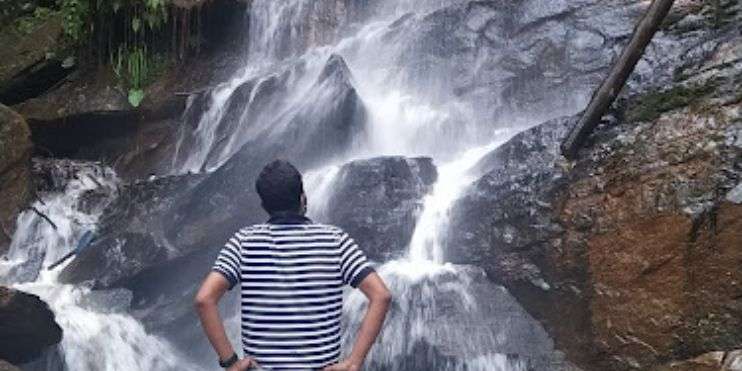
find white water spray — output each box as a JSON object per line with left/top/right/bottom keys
{"left": 2, "top": 161, "right": 189, "bottom": 371}
{"left": 407, "top": 130, "right": 517, "bottom": 264}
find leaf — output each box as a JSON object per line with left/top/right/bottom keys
{"left": 132, "top": 17, "right": 141, "bottom": 33}
{"left": 128, "top": 89, "right": 145, "bottom": 107}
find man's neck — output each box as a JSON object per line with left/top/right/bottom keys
{"left": 267, "top": 210, "right": 311, "bottom": 224}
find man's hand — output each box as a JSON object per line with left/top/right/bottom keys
{"left": 227, "top": 357, "right": 259, "bottom": 371}
{"left": 323, "top": 359, "right": 360, "bottom": 371}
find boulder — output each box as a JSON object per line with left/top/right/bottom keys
{"left": 0, "top": 104, "right": 32, "bottom": 255}
{"left": 0, "top": 13, "right": 73, "bottom": 106}
{"left": 0, "top": 360, "right": 20, "bottom": 371}
{"left": 343, "top": 263, "right": 576, "bottom": 370}
{"left": 324, "top": 156, "right": 437, "bottom": 261}
{"left": 0, "top": 286, "right": 62, "bottom": 364}
{"left": 446, "top": 28, "right": 742, "bottom": 370}
{"left": 171, "top": 59, "right": 305, "bottom": 172}
{"left": 167, "top": 53, "right": 367, "bottom": 265}
{"left": 59, "top": 173, "right": 205, "bottom": 288}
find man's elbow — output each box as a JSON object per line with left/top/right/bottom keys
{"left": 374, "top": 289, "right": 392, "bottom": 308}
{"left": 193, "top": 291, "right": 216, "bottom": 311}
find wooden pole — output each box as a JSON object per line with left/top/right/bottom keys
{"left": 561, "top": 0, "right": 675, "bottom": 160}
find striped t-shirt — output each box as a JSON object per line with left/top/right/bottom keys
{"left": 212, "top": 213, "right": 374, "bottom": 370}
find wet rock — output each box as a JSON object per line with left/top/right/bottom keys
{"left": 324, "top": 156, "right": 437, "bottom": 261}
{"left": 249, "top": 0, "right": 379, "bottom": 59}
{"left": 344, "top": 263, "right": 576, "bottom": 370}
{"left": 0, "top": 286, "right": 62, "bottom": 364}
{"left": 727, "top": 183, "right": 742, "bottom": 204}
{"left": 654, "top": 349, "right": 742, "bottom": 371}
{"left": 59, "top": 173, "right": 205, "bottom": 287}
{"left": 447, "top": 34, "right": 742, "bottom": 370}
{"left": 393, "top": 0, "right": 728, "bottom": 130}
{"left": 173, "top": 60, "right": 306, "bottom": 172}
{"left": 0, "top": 360, "right": 20, "bottom": 371}
{"left": 168, "top": 53, "right": 367, "bottom": 263}
{"left": 0, "top": 14, "right": 73, "bottom": 105}
{"left": 0, "top": 104, "right": 32, "bottom": 255}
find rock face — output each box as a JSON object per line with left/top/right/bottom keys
{"left": 168, "top": 53, "right": 367, "bottom": 267}
{"left": 447, "top": 15, "right": 742, "bottom": 370}
{"left": 59, "top": 173, "right": 205, "bottom": 288}
{"left": 391, "top": 0, "right": 712, "bottom": 127}
{"left": 343, "top": 264, "right": 577, "bottom": 371}
{"left": 0, "top": 13, "right": 73, "bottom": 106}
{"left": 0, "top": 360, "right": 21, "bottom": 371}
{"left": 0, "top": 104, "right": 32, "bottom": 255}
{"left": 324, "top": 156, "right": 437, "bottom": 261}
{"left": 248, "top": 0, "right": 378, "bottom": 60}
{"left": 654, "top": 349, "right": 742, "bottom": 371}
{"left": 0, "top": 286, "right": 62, "bottom": 364}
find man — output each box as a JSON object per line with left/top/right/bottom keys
{"left": 195, "top": 160, "right": 392, "bottom": 371}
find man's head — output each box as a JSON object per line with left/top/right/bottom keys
{"left": 255, "top": 160, "right": 305, "bottom": 214}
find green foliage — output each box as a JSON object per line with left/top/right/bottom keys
{"left": 56, "top": 0, "right": 176, "bottom": 107}
{"left": 14, "top": 0, "right": 206, "bottom": 109}
{"left": 112, "top": 45, "right": 149, "bottom": 107}
{"left": 128, "top": 89, "right": 145, "bottom": 107}
{"left": 13, "top": 7, "right": 55, "bottom": 35}
{"left": 112, "top": 45, "right": 169, "bottom": 107}
{"left": 58, "top": 0, "right": 90, "bottom": 43}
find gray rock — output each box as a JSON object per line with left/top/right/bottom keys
{"left": 343, "top": 264, "right": 571, "bottom": 370}
{"left": 0, "top": 286, "right": 62, "bottom": 364}
{"left": 59, "top": 174, "right": 205, "bottom": 287}
{"left": 324, "top": 156, "right": 437, "bottom": 261}
{"left": 0, "top": 360, "right": 20, "bottom": 371}
{"left": 168, "top": 53, "right": 367, "bottom": 265}
{"left": 446, "top": 115, "right": 573, "bottom": 268}
{"left": 726, "top": 183, "right": 742, "bottom": 204}
{"left": 725, "top": 349, "right": 742, "bottom": 370}
{"left": 0, "top": 104, "right": 32, "bottom": 255}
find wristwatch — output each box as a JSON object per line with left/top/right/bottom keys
{"left": 219, "top": 353, "right": 238, "bottom": 368}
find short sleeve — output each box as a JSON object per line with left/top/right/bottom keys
{"left": 212, "top": 234, "right": 242, "bottom": 290}
{"left": 338, "top": 232, "right": 374, "bottom": 288}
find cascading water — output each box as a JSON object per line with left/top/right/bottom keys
{"left": 5, "top": 0, "right": 590, "bottom": 369}
{"left": 1, "top": 161, "right": 192, "bottom": 371}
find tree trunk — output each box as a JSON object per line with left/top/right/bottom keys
{"left": 561, "top": 0, "right": 675, "bottom": 160}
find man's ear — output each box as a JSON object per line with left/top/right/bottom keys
{"left": 300, "top": 193, "right": 308, "bottom": 214}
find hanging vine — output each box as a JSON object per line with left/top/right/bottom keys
{"left": 56, "top": 0, "right": 211, "bottom": 107}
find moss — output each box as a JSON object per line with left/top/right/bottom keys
{"left": 702, "top": 0, "right": 739, "bottom": 30}
{"left": 626, "top": 82, "right": 719, "bottom": 123}
{"left": 11, "top": 7, "right": 57, "bottom": 35}
{"left": 664, "top": 0, "right": 739, "bottom": 35}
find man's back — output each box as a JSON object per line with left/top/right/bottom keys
{"left": 196, "top": 160, "right": 389, "bottom": 371}
{"left": 212, "top": 213, "right": 374, "bottom": 369}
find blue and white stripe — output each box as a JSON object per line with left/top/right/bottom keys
{"left": 212, "top": 222, "right": 374, "bottom": 370}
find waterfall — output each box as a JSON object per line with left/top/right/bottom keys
{"left": 165, "top": 0, "right": 568, "bottom": 368}
{"left": 1, "top": 161, "right": 193, "bottom": 371}
{"left": 407, "top": 134, "right": 515, "bottom": 264}
{"left": 4, "top": 0, "right": 586, "bottom": 369}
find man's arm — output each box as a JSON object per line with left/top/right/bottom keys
{"left": 325, "top": 272, "right": 391, "bottom": 371}
{"left": 194, "top": 272, "right": 256, "bottom": 371}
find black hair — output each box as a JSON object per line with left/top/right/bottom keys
{"left": 255, "top": 160, "right": 304, "bottom": 214}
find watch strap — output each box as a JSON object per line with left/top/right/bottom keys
{"left": 219, "top": 353, "right": 238, "bottom": 368}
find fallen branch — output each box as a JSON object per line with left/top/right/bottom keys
{"left": 87, "top": 174, "right": 103, "bottom": 188}
{"left": 561, "top": 0, "right": 675, "bottom": 159}
{"left": 28, "top": 206, "right": 58, "bottom": 230}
